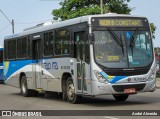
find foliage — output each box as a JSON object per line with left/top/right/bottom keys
{"left": 150, "top": 23, "right": 156, "bottom": 39}
{"left": 52, "top": 0, "right": 132, "bottom": 21}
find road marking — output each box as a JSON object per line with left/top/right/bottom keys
{"left": 104, "top": 116, "right": 119, "bottom": 119}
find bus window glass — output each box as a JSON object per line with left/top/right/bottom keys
{"left": 49, "top": 32, "right": 54, "bottom": 55}
{"left": 55, "top": 29, "right": 70, "bottom": 55}
{"left": 94, "top": 30, "right": 128, "bottom": 68}
{"left": 44, "top": 33, "right": 49, "bottom": 56}
{"left": 28, "top": 38, "right": 31, "bottom": 58}
{"left": 21, "top": 37, "right": 27, "bottom": 58}
{"left": 94, "top": 29, "right": 153, "bottom": 69}
{"left": 17, "top": 37, "right": 27, "bottom": 58}
{"left": 17, "top": 38, "right": 21, "bottom": 58}
{"left": 127, "top": 31, "right": 153, "bottom": 67}
{"left": 8, "top": 40, "right": 16, "bottom": 59}
{"left": 44, "top": 32, "right": 53, "bottom": 56}
{"left": 4, "top": 41, "right": 7, "bottom": 60}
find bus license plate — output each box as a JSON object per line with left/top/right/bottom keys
{"left": 124, "top": 88, "right": 136, "bottom": 94}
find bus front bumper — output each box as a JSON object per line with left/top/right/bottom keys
{"left": 91, "top": 78, "right": 156, "bottom": 95}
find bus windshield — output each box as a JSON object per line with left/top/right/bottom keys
{"left": 94, "top": 29, "right": 153, "bottom": 69}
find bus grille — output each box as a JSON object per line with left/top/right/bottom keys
{"left": 104, "top": 69, "right": 149, "bottom": 76}
{"left": 112, "top": 84, "right": 146, "bottom": 92}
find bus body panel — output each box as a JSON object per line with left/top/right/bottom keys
{"left": 4, "top": 57, "right": 92, "bottom": 94}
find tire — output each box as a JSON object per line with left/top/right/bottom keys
{"left": 113, "top": 94, "right": 129, "bottom": 101}
{"left": 62, "top": 90, "right": 67, "bottom": 101}
{"left": 62, "top": 80, "right": 67, "bottom": 101}
{"left": 20, "top": 75, "right": 38, "bottom": 97}
{"left": 66, "top": 77, "right": 80, "bottom": 104}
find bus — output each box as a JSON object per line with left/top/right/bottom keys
{"left": 4, "top": 13, "right": 157, "bottom": 103}
{"left": 0, "top": 47, "right": 4, "bottom": 83}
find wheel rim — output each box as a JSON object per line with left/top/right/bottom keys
{"left": 67, "top": 82, "right": 75, "bottom": 101}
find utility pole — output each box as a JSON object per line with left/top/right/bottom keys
{"left": 100, "top": 0, "right": 103, "bottom": 14}
{"left": 0, "top": 9, "right": 14, "bottom": 34}
{"left": 12, "top": 19, "right": 14, "bottom": 34}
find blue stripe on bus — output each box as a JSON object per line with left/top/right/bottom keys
{"left": 109, "top": 76, "right": 127, "bottom": 83}
{"left": 4, "top": 60, "right": 35, "bottom": 78}
{"left": 101, "top": 71, "right": 127, "bottom": 83}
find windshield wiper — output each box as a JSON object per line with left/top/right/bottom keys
{"left": 130, "top": 36, "right": 135, "bottom": 56}
{"left": 107, "top": 28, "right": 124, "bottom": 55}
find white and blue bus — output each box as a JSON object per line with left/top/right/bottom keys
{"left": 0, "top": 47, "right": 4, "bottom": 83}
{"left": 4, "top": 13, "right": 157, "bottom": 103}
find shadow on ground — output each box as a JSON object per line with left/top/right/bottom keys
{"left": 10, "top": 90, "right": 160, "bottom": 108}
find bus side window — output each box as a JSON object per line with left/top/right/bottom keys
{"left": 28, "top": 38, "right": 31, "bottom": 58}
{"left": 4, "top": 41, "right": 8, "bottom": 60}
{"left": 44, "top": 33, "right": 49, "bottom": 56}
{"left": 49, "top": 32, "right": 54, "bottom": 55}
{"left": 44, "top": 32, "right": 54, "bottom": 56}
{"left": 8, "top": 39, "right": 16, "bottom": 59}
{"left": 55, "top": 29, "right": 70, "bottom": 55}
{"left": 17, "top": 37, "right": 28, "bottom": 58}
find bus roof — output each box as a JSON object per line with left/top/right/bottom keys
{"left": 4, "top": 13, "right": 146, "bottom": 40}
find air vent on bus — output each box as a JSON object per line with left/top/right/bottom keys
{"left": 23, "top": 21, "right": 54, "bottom": 31}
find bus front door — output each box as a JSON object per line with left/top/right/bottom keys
{"left": 33, "top": 39, "right": 42, "bottom": 89}
{"left": 74, "top": 31, "right": 88, "bottom": 94}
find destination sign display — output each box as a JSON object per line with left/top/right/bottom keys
{"left": 99, "top": 19, "right": 143, "bottom": 27}
{"left": 107, "top": 56, "right": 120, "bottom": 61}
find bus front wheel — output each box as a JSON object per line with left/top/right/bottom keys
{"left": 113, "top": 94, "right": 129, "bottom": 101}
{"left": 66, "top": 78, "right": 80, "bottom": 104}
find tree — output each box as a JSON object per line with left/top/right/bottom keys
{"left": 52, "top": 0, "right": 131, "bottom": 21}
{"left": 150, "top": 23, "right": 156, "bottom": 39}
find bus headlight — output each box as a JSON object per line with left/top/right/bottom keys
{"left": 94, "top": 70, "right": 106, "bottom": 83}
{"left": 148, "top": 70, "right": 156, "bottom": 81}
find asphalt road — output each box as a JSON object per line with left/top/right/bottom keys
{"left": 0, "top": 83, "right": 160, "bottom": 119}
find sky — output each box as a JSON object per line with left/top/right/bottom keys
{"left": 0, "top": 0, "right": 160, "bottom": 47}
